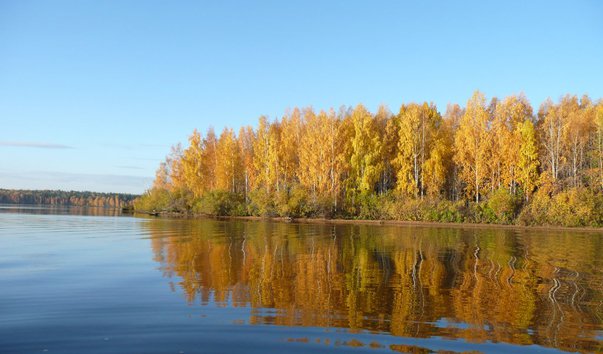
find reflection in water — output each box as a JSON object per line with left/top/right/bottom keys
{"left": 145, "top": 219, "right": 603, "bottom": 353}
{"left": 0, "top": 204, "right": 124, "bottom": 217}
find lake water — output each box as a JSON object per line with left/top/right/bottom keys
{"left": 1, "top": 206, "right": 602, "bottom": 353}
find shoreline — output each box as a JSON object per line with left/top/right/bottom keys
{"left": 136, "top": 211, "right": 603, "bottom": 233}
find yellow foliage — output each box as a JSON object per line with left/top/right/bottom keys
{"left": 454, "top": 91, "right": 490, "bottom": 203}
{"left": 140, "top": 93, "right": 602, "bottom": 226}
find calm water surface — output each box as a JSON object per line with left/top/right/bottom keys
{"left": 1, "top": 206, "right": 602, "bottom": 353}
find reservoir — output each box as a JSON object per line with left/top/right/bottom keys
{"left": 1, "top": 206, "right": 602, "bottom": 353}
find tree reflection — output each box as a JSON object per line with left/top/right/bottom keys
{"left": 145, "top": 219, "right": 603, "bottom": 352}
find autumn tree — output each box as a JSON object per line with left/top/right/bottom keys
{"left": 301, "top": 112, "right": 321, "bottom": 189}
{"left": 238, "top": 126, "right": 256, "bottom": 202}
{"left": 299, "top": 108, "right": 343, "bottom": 208}
{"left": 443, "top": 104, "right": 463, "bottom": 200}
{"left": 348, "top": 104, "right": 383, "bottom": 198}
{"left": 563, "top": 95, "right": 593, "bottom": 187}
{"left": 394, "top": 103, "right": 419, "bottom": 196}
{"left": 538, "top": 98, "right": 564, "bottom": 181}
{"left": 182, "top": 129, "right": 206, "bottom": 198}
{"left": 326, "top": 109, "right": 344, "bottom": 208}
{"left": 419, "top": 104, "right": 444, "bottom": 197}
{"left": 422, "top": 125, "right": 450, "bottom": 198}
{"left": 152, "top": 162, "right": 169, "bottom": 190}
{"left": 267, "top": 121, "right": 281, "bottom": 193}
{"left": 490, "top": 95, "right": 533, "bottom": 193}
{"left": 516, "top": 119, "right": 539, "bottom": 201}
{"left": 253, "top": 116, "right": 275, "bottom": 194}
{"left": 454, "top": 91, "right": 490, "bottom": 203}
{"left": 167, "top": 144, "right": 185, "bottom": 191}
{"left": 374, "top": 105, "right": 396, "bottom": 194}
{"left": 215, "top": 127, "right": 241, "bottom": 193}
{"left": 337, "top": 107, "right": 355, "bottom": 206}
{"left": 202, "top": 128, "right": 218, "bottom": 190}
{"left": 299, "top": 107, "right": 321, "bottom": 196}
{"left": 595, "top": 104, "right": 603, "bottom": 190}
{"left": 277, "top": 108, "right": 302, "bottom": 193}
{"left": 394, "top": 103, "right": 443, "bottom": 198}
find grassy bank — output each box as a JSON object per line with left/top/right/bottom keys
{"left": 134, "top": 186, "right": 603, "bottom": 228}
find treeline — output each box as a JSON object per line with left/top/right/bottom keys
{"left": 0, "top": 189, "right": 137, "bottom": 208}
{"left": 136, "top": 91, "right": 603, "bottom": 226}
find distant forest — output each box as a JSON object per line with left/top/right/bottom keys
{"left": 0, "top": 189, "right": 138, "bottom": 208}
{"left": 136, "top": 91, "right": 603, "bottom": 227}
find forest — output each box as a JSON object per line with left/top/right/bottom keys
{"left": 0, "top": 189, "right": 137, "bottom": 208}
{"left": 135, "top": 91, "right": 603, "bottom": 227}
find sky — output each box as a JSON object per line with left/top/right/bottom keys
{"left": 1, "top": 0, "right": 602, "bottom": 194}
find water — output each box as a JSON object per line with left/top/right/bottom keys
{"left": 1, "top": 206, "right": 602, "bottom": 353}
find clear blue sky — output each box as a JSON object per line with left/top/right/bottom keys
{"left": 1, "top": 0, "right": 602, "bottom": 194}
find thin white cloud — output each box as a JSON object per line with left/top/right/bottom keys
{"left": 0, "top": 141, "right": 75, "bottom": 149}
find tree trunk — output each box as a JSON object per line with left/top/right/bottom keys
{"left": 475, "top": 166, "right": 479, "bottom": 203}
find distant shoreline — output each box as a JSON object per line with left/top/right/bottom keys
{"left": 0, "top": 189, "right": 137, "bottom": 209}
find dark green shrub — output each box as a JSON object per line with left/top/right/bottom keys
{"left": 248, "top": 189, "right": 276, "bottom": 217}
{"left": 133, "top": 188, "right": 171, "bottom": 212}
{"left": 486, "top": 188, "right": 519, "bottom": 224}
{"left": 357, "top": 193, "right": 385, "bottom": 220}
{"left": 193, "top": 190, "right": 243, "bottom": 216}
{"left": 465, "top": 202, "right": 496, "bottom": 224}
{"left": 548, "top": 188, "right": 599, "bottom": 227}
{"left": 424, "top": 200, "right": 465, "bottom": 223}
{"left": 519, "top": 187, "right": 603, "bottom": 227}
{"left": 383, "top": 196, "right": 426, "bottom": 221}
{"left": 275, "top": 184, "right": 311, "bottom": 217}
